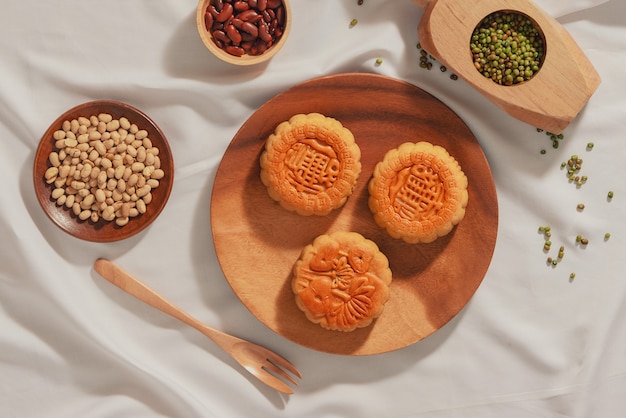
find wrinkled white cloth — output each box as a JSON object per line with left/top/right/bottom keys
{"left": 1, "top": 1, "right": 625, "bottom": 417}
{"left": 541, "top": 0, "right": 608, "bottom": 17}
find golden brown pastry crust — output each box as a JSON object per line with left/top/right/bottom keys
{"left": 368, "top": 141, "right": 468, "bottom": 244}
{"left": 260, "top": 113, "right": 361, "bottom": 216}
{"left": 292, "top": 231, "right": 392, "bottom": 332}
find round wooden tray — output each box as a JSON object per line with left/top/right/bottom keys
{"left": 33, "top": 100, "right": 174, "bottom": 242}
{"left": 210, "top": 73, "right": 498, "bottom": 355}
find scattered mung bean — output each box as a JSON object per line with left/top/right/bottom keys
{"left": 562, "top": 153, "right": 588, "bottom": 187}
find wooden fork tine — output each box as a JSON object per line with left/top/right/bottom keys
{"left": 261, "top": 361, "right": 298, "bottom": 393}
{"left": 265, "top": 353, "right": 302, "bottom": 378}
{"left": 263, "top": 359, "right": 300, "bottom": 387}
{"left": 262, "top": 375, "right": 295, "bottom": 395}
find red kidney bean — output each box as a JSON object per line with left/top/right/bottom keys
{"left": 212, "top": 29, "right": 230, "bottom": 45}
{"left": 205, "top": 0, "right": 286, "bottom": 57}
{"left": 262, "top": 9, "right": 271, "bottom": 23}
{"left": 238, "top": 9, "right": 260, "bottom": 22}
{"left": 231, "top": 18, "right": 244, "bottom": 29}
{"left": 204, "top": 12, "right": 214, "bottom": 30}
{"left": 226, "top": 24, "right": 242, "bottom": 44}
{"left": 240, "top": 33, "right": 254, "bottom": 43}
{"left": 275, "top": 6, "right": 284, "bottom": 25}
{"left": 225, "top": 45, "right": 245, "bottom": 56}
{"left": 233, "top": 1, "right": 249, "bottom": 11}
{"left": 241, "top": 21, "right": 259, "bottom": 37}
{"left": 241, "top": 41, "right": 254, "bottom": 52}
{"left": 258, "top": 21, "right": 272, "bottom": 43}
{"left": 208, "top": 4, "right": 220, "bottom": 18}
{"left": 216, "top": 3, "right": 233, "bottom": 22}
{"left": 256, "top": 40, "right": 269, "bottom": 54}
{"left": 273, "top": 24, "right": 283, "bottom": 38}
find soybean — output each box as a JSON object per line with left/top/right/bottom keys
{"left": 44, "top": 112, "right": 164, "bottom": 226}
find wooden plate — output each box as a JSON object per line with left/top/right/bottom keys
{"left": 211, "top": 73, "right": 498, "bottom": 355}
{"left": 33, "top": 100, "right": 174, "bottom": 242}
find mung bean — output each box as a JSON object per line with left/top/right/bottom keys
{"left": 470, "top": 11, "right": 545, "bottom": 85}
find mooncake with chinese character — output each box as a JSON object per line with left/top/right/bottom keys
{"left": 291, "top": 231, "right": 392, "bottom": 332}
{"left": 368, "top": 142, "right": 468, "bottom": 244}
{"left": 260, "top": 113, "right": 361, "bottom": 216}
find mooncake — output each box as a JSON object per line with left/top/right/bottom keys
{"left": 292, "top": 231, "right": 392, "bottom": 332}
{"left": 260, "top": 113, "right": 361, "bottom": 216}
{"left": 368, "top": 141, "right": 468, "bottom": 244}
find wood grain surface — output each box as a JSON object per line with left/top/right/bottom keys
{"left": 33, "top": 100, "right": 174, "bottom": 242}
{"left": 210, "top": 73, "right": 498, "bottom": 355}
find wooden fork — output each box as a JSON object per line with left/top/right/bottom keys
{"left": 94, "top": 258, "right": 301, "bottom": 394}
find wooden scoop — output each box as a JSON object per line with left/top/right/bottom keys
{"left": 413, "top": 0, "right": 600, "bottom": 133}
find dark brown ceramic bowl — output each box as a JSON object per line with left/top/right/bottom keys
{"left": 33, "top": 100, "right": 174, "bottom": 242}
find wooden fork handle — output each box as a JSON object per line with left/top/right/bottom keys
{"left": 94, "top": 258, "right": 237, "bottom": 351}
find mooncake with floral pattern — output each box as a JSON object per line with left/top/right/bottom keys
{"left": 291, "top": 231, "right": 392, "bottom": 332}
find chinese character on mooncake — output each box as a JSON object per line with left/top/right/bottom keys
{"left": 260, "top": 113, "right": 361, "bottom": 216}
{"left": 368, "top": 142, "right": 468, "bottom": 244}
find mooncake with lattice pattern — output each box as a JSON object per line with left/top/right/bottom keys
{"left": 368, "top": 142, "right": 468, "bottom": 244}
{"left": 260, "top": 113, "right": 361, "bottom": 216}
{"left": 292, "top": 231, "right": 392, "bottom": 332}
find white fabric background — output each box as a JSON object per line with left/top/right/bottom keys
{"left": 1, "top": 1, "right": 625, "bottom": 417}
